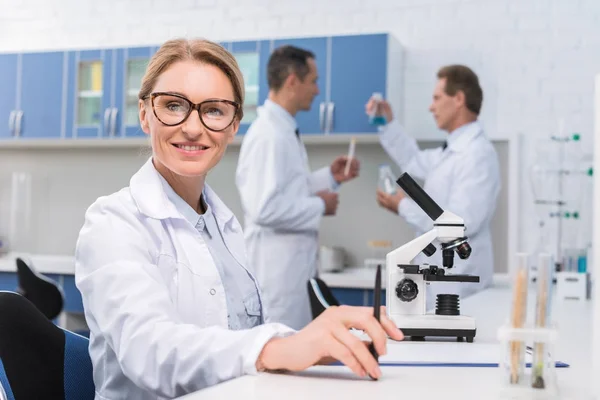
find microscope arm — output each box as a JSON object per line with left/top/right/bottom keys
{"left": 386, "top": 228, "right": 438, "bottom": 267}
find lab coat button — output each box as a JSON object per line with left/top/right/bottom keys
{"left": 210, "top": 288, "right": 216, "bottom": 295}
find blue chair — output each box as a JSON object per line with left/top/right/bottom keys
{"left": 0, "top": 291, "right": 94, "bottom": 399}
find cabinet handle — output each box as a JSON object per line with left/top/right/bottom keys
{"left": 319, "top": 102, "right": 326, "bottom": 132}
{"left": 326, "top": 102, "right": 335, "bottom": 133}
{"left": 103, "top": 108, "right": 112, "bottom": 136}
{"left": 8, "top": 111, "right": 16, "bottom": 135}
{"left": 110, "top": 108, "right": 119, "bottom": 137}
{"left": 14, "top": 111, "right": 24, "bottom": 137}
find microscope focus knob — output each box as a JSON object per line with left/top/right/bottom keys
{"left": 395, "top": 278, "right": 419, "bottom": 302}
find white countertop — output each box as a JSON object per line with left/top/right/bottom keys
{"left": 179, "top": 283, "right": 595, "bottom": 400}
{"left": 319, "top": 266, "right": 510, "bottom": 289}
{"left": 0, "top": 252, "right": 75, "bottom": 275}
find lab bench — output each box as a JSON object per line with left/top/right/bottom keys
{"left": 180, "top": 281, "right": 594, "bottom": 399}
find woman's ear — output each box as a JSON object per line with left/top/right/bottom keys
{"left": 139, "top": 100, "right": 150, "bottom": 134}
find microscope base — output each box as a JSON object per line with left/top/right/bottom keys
{"left": 390, "top": 314, "right": 477, "bottom": 342}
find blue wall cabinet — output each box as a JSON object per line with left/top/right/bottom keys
{"left": 19, "top": 52, "right": 66, "bottom": 138}
{"left": 0, "top": 54, "right": 18, "bottom": 139}
{"left": 66, "top": 49, "right": 115, "bottom": 138}
{"left": 114, "top": 46, "right": 153, "bottom": 138}
{"left": 1, "top": 33, "right": 394, "bottom": 141}
{"left": 329, "top": 34, "right": 387, "bottom": 134}
{"left": 272, "top": 37, "right": 328, "bottom": 135}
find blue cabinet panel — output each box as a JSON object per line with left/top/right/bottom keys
{"left": 331, "top": 288, "right": 367, "bottom": 306}
{"left": 231, "top": 41, "right": 258, "bottom": 53}
{"left": 0, "top": 272, "right": 18, "bottom": 292}
{"left": 273, "top": 37, "right": 327, "bottom": 134}
{"left": 64, "top": 51, "right": 76, "bottom": 138}
{"left": 61, "top": 275, "right": 84, "bottom": 313}
{"left": 258, "top": 40, "right": 272, "bottom": 109}
{"left": 366, "top": 289, "right": 387, "bottom": 307}
{"left": 330, "top": 34, "right": 387, "bottom": 133}
{"left": 232, "top": 41, "right": 260, "bottom": 134}
{"left": 20, "top": 52, "right": 65, "bottom": 138}
{"left": 0, "top": 54, "right": 18, "bottom": 139}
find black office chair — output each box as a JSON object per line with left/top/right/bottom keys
{"left": 0, "top": 291, "right": 94, "bottom": 399}
{"left": 307, "top": 277, "right": 341, "bottom": 319}
{"left": 15, "top": 257, "right": 64, "bottom": 321}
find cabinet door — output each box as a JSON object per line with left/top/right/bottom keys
{"left": 0, "top": 54, "right": 18, "bottom": 139}
{"left": 115, "top": 47, "right": 153, "bottom": 137}
{"left": 19, "top": 52, "right": 66, "bottom": 138}
{"left": 329, "top": 34, "right": 387, "bottom": 133}
{"left": 231, "top": 41, "right": 260, "bottom": 135}
{"left": 66, "top": 49, "right": 114, "bottom": 138}
{"left": 258, "top": 40, "right": 271, "bottom": 109}
{"left": 331, "top": 288, "right": 367, "bottom": 306}
{"left": 272, "top": 37, "right": 328, "bottom": 134}
{"left": 0, "top": 272, "right": 17, "bottom": 291}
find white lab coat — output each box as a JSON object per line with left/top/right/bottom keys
{"left": 75, "top": 158, "right": 294, "bottom": 400}
{"left": 380, "top": 120, "right": 500, "bottom": 307}
{"left": 236, "top": 101, "right": 336, "bottom": 330}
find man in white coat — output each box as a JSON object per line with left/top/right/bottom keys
{"left": 370, "top": 64, "right": 500, "bottom": 308}
{"left": 236, "top": 45, "right": 359, "bottom": 330}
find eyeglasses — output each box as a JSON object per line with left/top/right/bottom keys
{"left": 145, "top": 92, "right": 240, "bottom": 132}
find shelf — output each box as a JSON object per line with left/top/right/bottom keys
{"left": 0, "top": 134, "right": 378, "bottom": 149}
{"left": 0, "top": 133, "right": 506, "bottom": 149}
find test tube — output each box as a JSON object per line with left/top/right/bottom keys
{"left": 509, "top": 253, "right": 529, "bottom": 385}
{"left": 532, "top": 253, "right": 553, "bottom": 389}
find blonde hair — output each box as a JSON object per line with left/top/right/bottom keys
{"left": 139, "top": 38, "right": 245, "bottom": 121}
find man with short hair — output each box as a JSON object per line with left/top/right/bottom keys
{"left": 370, "top": 64, "right": 500, "bottom": 306}
{"left": 236, "top": 45, "right": 359, "bottom": 329}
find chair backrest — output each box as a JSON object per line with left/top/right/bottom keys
{"left": 0, "top": 291, "right": 94, "bottom": 400}
{"left": 307, "top": 277, "right": 340, "bottom": 319}
{"left": 15, "top": 257, "right": 64, "bottom": 320}
{"left": 63, "top": 330, "right": 95, "bottom": 400}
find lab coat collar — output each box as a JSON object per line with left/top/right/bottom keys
{"left": 446, "top": 120, "right": 483, "bottom": 153}
{"left": 261, "top": 99, "right": 298, "bottom": 133}
{"left": 156, "top": 172, "right": 215, "bottom": 238}
{"left": 130, "top": 158, "right": 236, "bottom": 229}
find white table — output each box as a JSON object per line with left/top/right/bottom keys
{"left": 179, "top": 281, "right": 595, "bottom": 399}
{"left": 0, "top": 252, "right": 75, "bottom": 275}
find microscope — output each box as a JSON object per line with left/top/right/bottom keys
{"left": 386, "top": 172, "right": 479, "bottom": 342}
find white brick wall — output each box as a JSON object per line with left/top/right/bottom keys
{"left": 1, "top": 0, "right": 598, "bottom": 256}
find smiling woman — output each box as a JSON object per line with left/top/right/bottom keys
{"left": 74, "top": 38, "right": 402, "bottom": 400}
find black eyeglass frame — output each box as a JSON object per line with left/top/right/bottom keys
{"left": 144, "top": 91, "right": 241, "bottom": 132}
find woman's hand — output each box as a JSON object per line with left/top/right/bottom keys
{"left": 256, "top": 305, "right": 403, "bottom": 379}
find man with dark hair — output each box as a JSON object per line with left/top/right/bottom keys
{"left": 236, "top": 45, "right": 360, "bottom": 329}
{"left": 368, "top": 64, "right": 500, "bottom": 306}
